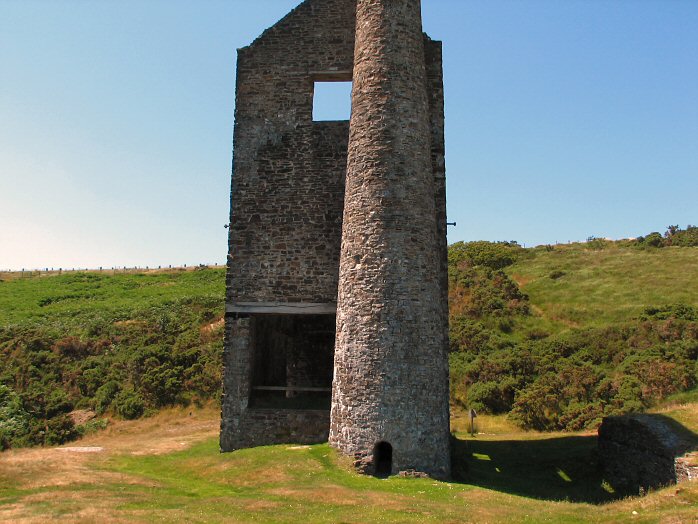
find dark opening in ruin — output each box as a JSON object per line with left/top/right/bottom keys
{"left": 373, "top": 441, "right": 393, "bottom": 478}
{"left": 312, "top": 80, "right": 352, "bottom": 121}
{"left": 249, "top": 314, "right": 335, "bottom": 410}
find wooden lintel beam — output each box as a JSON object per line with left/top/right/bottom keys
{"left": 252, "top": 386, "right": 332, "bottom": 393}
{"left": 226, "top": 302, "right": 337, "bottom": 315}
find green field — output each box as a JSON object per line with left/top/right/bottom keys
{"left": 0, "top": 267, "right": 225, "bottom": 327}
{"left": 508, "top": 243, "right": 698, "bottom": 329}
{"left": 1, "top": 401, "right": 696, "bottom": 523}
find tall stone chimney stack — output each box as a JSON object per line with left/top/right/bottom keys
{"left": 329, "top": 0, "right": 451, "bottom": 479}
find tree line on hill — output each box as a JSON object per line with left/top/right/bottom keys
{"left": 635, "top": 224, "right": 698, "bottom": 248}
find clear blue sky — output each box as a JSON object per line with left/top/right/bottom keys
{"left": 1, "top": 0, "right": 696, "bottom": 270}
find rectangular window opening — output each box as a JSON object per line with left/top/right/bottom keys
{"left": 250, "top": 314, "right": 335, "bottom": 410}
{"left": 313, "top": 81, "right": 352, "bottom": 122}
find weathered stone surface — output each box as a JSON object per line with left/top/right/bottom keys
{"left": 598, "top": 414, "right": 698, "bottom": 495}
{"left": 221, "top": 0, "right": 356, "bottom": 453}
{"left": 329, "top": 0, "right": 451, "bottom": 479}
{"left": 221, "top": 0, "right": 450, "bottom": 478}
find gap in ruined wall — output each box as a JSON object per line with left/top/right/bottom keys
{"left": 312, "top": 80, "right": 352, "bottom": 122}
{"left": 249, "top": 314, "right": 335, "bottom": 410}
{"left": 373, "top": 441, "right": 393, "bottom": 478}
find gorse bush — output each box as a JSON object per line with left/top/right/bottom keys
{"left": 448, "top": 240, "right": 698, "bottom": 431}
{"left": 453, "top": 307, "right": 698, "bottom": 431}
{"left": 114, "top": 389, "right": 145, "bottom": 420}
{"left": 448, "top": 240, "right": 524, "bottom": 270}
{"left": 635, "top": 225, "right": 698, "bottom": 248}
{"left": 641, "top": 304, "right": 697, "bottom": 321}
{"left": 0, "top": 384, "right": 30, "bottom": 450}
{"left": 0, "top": 269, "right": 224, "bottom": 449}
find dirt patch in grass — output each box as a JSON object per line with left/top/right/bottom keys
{"left": 201, "top": 317, "right": 225, "bottom": 335}
{"left": 0, "top": 445, "right": 157, "bottom": 491}
{"left": 241, "top": 498, "right": 283, "bottom": 511}
{"left": 0, "top": 407, "right": 217, "bottom": 492}
{"left": 267, "top": 485, "right": 365, "bottom": 505}
{"left": 78, "top": 406, "right": 218, "bottom": 456}
{"left": 510, "top": 273, "right": 533, "bottom": 288}
{"left": 225, "top": 465, "right": 294, "bottom": 487}
{"left": 0, "top": 407, "right": 220, "bottom": 522}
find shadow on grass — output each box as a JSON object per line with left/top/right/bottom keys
{"left": 451, "top": 433, "right": 617, "bottom": 504}
{"left": 451, "top": 413, "right": 698, "bottom": 504}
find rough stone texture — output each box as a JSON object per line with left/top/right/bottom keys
{"left": 226, "top": 0, "right": 356, "bottom": 306}
{"left": 329, "top": 0, "right": 451, "bottom": 479}
{"left": 221, "top": 0, "right": 356, "bottom": 451}
{"left": 598, "top": 414, "right": 698, "bottom": 495}
{"left": 222, "top": 0, "right": 450, "bottom": 475}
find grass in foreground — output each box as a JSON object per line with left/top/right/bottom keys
{"left": 1, "top": 405, "right": 697, "bottom": 523}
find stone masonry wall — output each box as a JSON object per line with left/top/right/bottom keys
{"left": 222, "top": 0, "right": 356, "bottom": 451}
{"left": 222, "top": 0, "right": 450, "bottom": 461}
{"left": 226, "top": 0, "right": 355, "bottom": 305}
{"left": 424, "top": 39, "right": 450, "bottom": 341}
{"left": 329, "top": 0, "right": 451, "bottom": 479}
{"left": 598, "top": 414, "right": 698, "bottom": 495}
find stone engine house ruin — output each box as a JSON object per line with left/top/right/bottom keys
{"left": 221, "top": 0, "right": 451, "bottom": 478}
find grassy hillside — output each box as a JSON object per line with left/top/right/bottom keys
{"left": 0, "top": 267, "right": 224, "bottom": 326}
{"left": 2, "top": 238, "right": 697, "bottom": 521}
{"left": 448, "top": 239, "right": 698, "bottom": 431}
{"left": 509, "top": 243, "right": 698, "bottom": 329}
{"left": 1, "top": 237, "right": 697, "bottom": 449}
{"left": 1, "top": 400, "right": 696, "bottom": 523}
{"left": 0, "top": 268, "right": 224, "bottom": 449}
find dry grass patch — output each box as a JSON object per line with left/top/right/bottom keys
{"left": 222, "top": 464, "right": 294, "bottom": 487}
{"left": 265, "top": 483, "right": 442, "bottom": 514}
{"left": 3, "top": 403, "right": 697, "bottom": 523}
{"left": 0, "top": 488, "right": 141, "bottom": 523}
{"left": 78, "top": 405, "right": 218, "bottom": 457}
{"left": 0, "top": 405, "right": 220, "bottom": 521}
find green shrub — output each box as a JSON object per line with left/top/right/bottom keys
{"left": 664, "top": 225, "right": 698, "bottom": 247}
{"left": 585, "top": 237, "right": 607, "bottom": 250}
{"left": 467, "top": 380, "right": 516, "bottom": 414}
{"left": 43, "top": 415, "right": 80, "bottom": 446}
{"left": 449, "top": 241, "right": 523, "bottom": 270}
{"left": 0, "top": 384, "right": 30, "bottom": 450}
{"left": 114, "top": 390, "right": 145, "bottom": 420}
{"left": 641, "top": 304, "right": 697, "bottom": 321}
{"left": 94, "top": 381, "right": 120, "bottom": 414}
{"left": 641, "top": 232, "right": 664, "bottom": 248}
{"left": 77, "top": 418, "right": 108, "bottom": 436}
{"left": 45, "top": 389, "right": 73, "bottom": 418}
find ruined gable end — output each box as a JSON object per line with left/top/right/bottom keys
{"left": 221, "top": 0, "right": 449, "bottom": 479}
